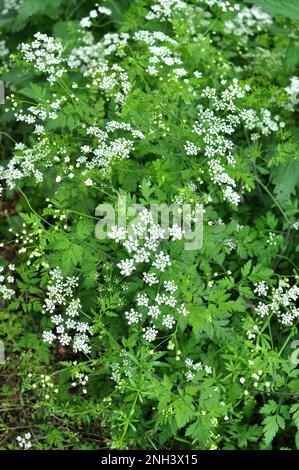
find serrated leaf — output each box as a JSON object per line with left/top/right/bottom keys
{"left": 238, "top": 286, "right": 255, "bottom": 299}
{"left": 249, "top": 264, "right": 274, "bottom": 282}
{"left": 241, "top": 260, "right": 252, "bottom": 278}
{"left": 186, "top": 416, "right": 211, "bottom": 446}
{"left": 263, "top": 415, "right": 284, "bottom": 446}
{"left": 173, "top": 398, "right": 194, "bottom": 429}
{"left": 261, "top": 400, "right": 278, "bottom": 415}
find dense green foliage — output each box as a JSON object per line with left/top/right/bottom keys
{"left": 1, "top": 0, "right": 299, "bottom": 450}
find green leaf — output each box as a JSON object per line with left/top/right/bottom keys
{"left": 186, "top": 416, "right": 211, "bottom": 446}
{"left": 290, "top": 403, "right": 299, "bottom": 428}
{"left": 247, "top": 0, "right": 299, "bottom": 20}
{"left": 241, "top": 260, "right": 252, "bottom": 278}
{"left": 75, "top": 219, "right": 95, "bottom": 240}
{"left": 14, "top": 0, "right": 63, "bottom": 28}
{"left": 261, "top": 400, "right": 278, "bottom": 415}
{"left": 249, "top": 264, "right": 274, "bottom": 282}
{"left": 173, "top": 398, "right": 194, "bottom": 429}
{"left": 263, "top": 415, "right": 285, "bottom": 446}
{"left": 20, "top": 84, "right": 47, "bottom": 102}
{"left": 271, "top": 161, "right": 299, "bottom": 203}
{"left": 238, "top": 286, "right": 255, "bottom": 299}
{"left": 18, "top": 333, "right": 50, "bottom": 363}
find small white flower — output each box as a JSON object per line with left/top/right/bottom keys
{"left": 143, "top": 326, "right": 158, "bottom": 342}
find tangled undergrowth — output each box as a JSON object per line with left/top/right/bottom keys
{"left": 1, "top": 0, "right": 299, "bottom": 450}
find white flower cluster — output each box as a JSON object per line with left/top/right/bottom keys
{"left": 2, "top": 0, "right": 23, "bottom": 15}
{"left": 0, "top": 115, "right": 143, "bottom": 189}
{"left": 68, "top": 39, "right": 105, "bottom": 71}
{"left": 145, "top": 0, "right": 189, "bottom": 22}
{"left": 191, "top": 81, "right": 245, "bottom": 204}
{"left": 16, "top": 98, "right": 65, "bottom": 126}
{"left": 68, "top": 31, "right": 130, "bottom": 72}
{"left": 68, "top": 34, "right": 131, "bottom": 104}
{"left": 78, "top": 120, "right": 144, "bottom": 176}
{"left": 0, "top": 39, "right": 9, "bottom": 58}
{"left": 133, "top": 30, "right": 183, "bottom": 77}
{"left": 19, "top": 33, "right": 66, "bottom": 84}
{"left": 254, "top": 278, "right": 299, "bottom": 326}
{"left": 253, "top": 281, "right": 268, "bottom": 297}
{"left": 221, "top": 237, "right": 237, "bottom": 251}
{"left": 42, "top": 268, "right": 92, "bottom": 354}
{"left": 86, "top": 63, "right": 131, "bottom": 106}
{"left": 27, "top": 372, "right": 59, "bottom": 399}
{"left": 240, "top": 108, "right": 284, "bottom": 138}
{"left": 184, "top": 140, "right": 200, "bottom": 156}
{"left": 101, "top": 32, "right": 130, "bottom": 57}
{"left": 0, "top": 264, "right": 15, "bottom": 301}
{"left": 108, "top": 209, "right": 188, "bottom": 342}
{"left": 246, "top": 324, "right": 259, "bottom": 341}
{"left": 16, "top": 433, "right": 32, "bottom": 450}
{"left": 71, "top": 371, "right": 89, "bottom": 394}
{"left": 0, "top": 140, "right": 50, "bottom": 189}
{"left": 145, "top": 0, "right": 239, "bottom": 23}
{"left": 189, "top": 79, "right": 283, "bottom": 205}
{"left": 224, "top": 6, "right": 272, "bottom": 37}
{"left": 199, "top": 0, "right": 240, "bottom": 12}
{"left": 185, "top": 358, "right": 212, "bottom": 382}
{"left": 79, "top": 5, "right": 112, "bottom": 28}
{"left": 285, "top": 76, "right": 299, "bottom": 106}
{"left": 71, "top": 26, "right": 186, "bottom": 81}
{"left": 133, "top": 30, "right": 178, "bottom": 47}
{"left": 111, "top": 349, "right": 133, "bottom": 387}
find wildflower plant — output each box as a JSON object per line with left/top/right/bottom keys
{"left": 0, "top": 0, "right": 299, "bottom": 452}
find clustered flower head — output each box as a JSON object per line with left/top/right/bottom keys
{"left": 0, "top": 39, "right": 9, "bottom": 58}
{"left": 146, "top": 0, "right": 239, "bottom": 23}
{"left": 19, "top": 33, "right": 66, "bottom": 84}
{"left": 108, "top": 209, "right": 188, "bottom": 342}
{"left": 224, "top": 6, "right": 272, "bottom": 37}
{"left": 2, "top": 0, "right": 23, "bottom": 15}
{"left": 0, "top": 264, "right": 15, "bottom": 300}
{"left": 79, "top": 4, "right": 112, "bottom": 29}
{"left": 199, "top": 0, "right": 240, "bottom": 12}
{"left": 133, "top": 30, "right": 184, "bottom": 77}
{"left": 16, "top": 432, "right": 32, "bottom": 450}
{"left": 285, "top": 76, "right": 299, "bottom": 107}
{"left": 69, "top": 26, "right": 185, "bottom": 82}
{"left": 111, "top": 349, "right": 133, "bottom": 388}
{"left": 0, "top": 140, "right": 51, "bottom": 190}
{"left": 254, "top": 278, "right": 299, "bottom": 325}
{"left": 145, "top": 0, "right": 190, "bottom": 22}
{"left": 185, "top": 357, "right": 212, "bottom": 381}
{"left": 15, "top": 98, "right": 66, "bottom": 128}
{"left": 70, "top": 371, "right": 89, "bottom": 395}
{"left": 77, "top": 120, "right": 144, "bottom": 178}
{"left": 42, "top": 267, "right": 92, "bottom": 354}
{"left": 188, "top": 79, "right": 284, "bottom": 205}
